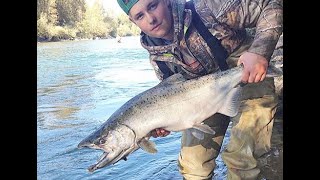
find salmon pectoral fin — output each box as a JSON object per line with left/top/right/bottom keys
{"left": 217, "top": 87, "right": 242, "bottom": 117}
{"left": 138, "top": 137, "right": 158, "bottom": 154}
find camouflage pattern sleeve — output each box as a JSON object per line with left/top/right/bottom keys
{"left": 203, "top": 0, "right": 283, "bottom": 60}
{"left": 245, "top": 0, "right": 283, "bottom": 60}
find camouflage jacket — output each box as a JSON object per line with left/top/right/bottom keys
{"left": 140, "top": 0, "right": 283, "bottom": 80}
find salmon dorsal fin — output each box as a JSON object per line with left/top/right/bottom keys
{"left": 138, "top": 137, "right": 158, "bottom": 154}
{"left": 159, "top": 73, "right": 187, "bottom": 86}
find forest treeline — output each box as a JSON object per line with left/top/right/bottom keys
{"left": 37, "top": 0, "right": 141, "bottom": 42}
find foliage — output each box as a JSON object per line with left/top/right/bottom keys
{"left": 38, "top": 13, "right": 78, "bottom": 41}
{"left": 37, "top": 0, "right": 141, "bottom": 41}
{"left": 103, "top": 10, "right": 118, "bottom": 38}
{"left": 37, "top": 0, "right": 49, "bottom": 20}
{"left": 56, "top": 0, "right": 86, "bottom": 26}
{"left": 76, "top": 0, "right": 107, "bottom": 38}
{"left": 116, "top": 14, "right": 140, "bottom": 37}
{"left": 37, "top": 13, "right": 53, "bottom": 41}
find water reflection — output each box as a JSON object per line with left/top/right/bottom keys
{"left": 37, "top": 73, "right": 92, "bottom": 130}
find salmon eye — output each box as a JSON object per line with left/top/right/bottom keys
{"left": 99, "top": 139, "right": 106, "bottom": 144}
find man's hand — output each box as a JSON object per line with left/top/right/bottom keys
{"left": 150, "top": 128, "right": 170, "bottom": 138}
{"left": 237, "top": 52, "right": 269, "bottom": 83}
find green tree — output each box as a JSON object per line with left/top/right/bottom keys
{"left": 37, "top": 0, "right": 58, "bottom": 25}
{"left": 116, "top": 14, "right": 140, "bottom": 36}
{"left": 37, "top": 0, "right": 49, "bottom": 19}
{"left": 56, "top": 0, "right": 85, "bottom": 26}
{"left": 37, "top": 0, "right": 141, "bottom": 41}
{"left": 77, "top": 0, "right": 107, "bottom": 38}
{"left": 103, "top": 10, "right": 118, "bottom": 38}
{"left": 48, "top": 0, "right": 58, "bottom": 25}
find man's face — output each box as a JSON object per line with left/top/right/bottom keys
{"left": 129, "top": 0, "right": 174, "bottom": 41}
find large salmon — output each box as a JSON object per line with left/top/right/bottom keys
{"left": 77, "top": 64, "right": 282, "bottom": 172}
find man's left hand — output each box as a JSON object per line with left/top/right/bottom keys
{"left": 237, "top": 52, "right": 268, "bottom": 83}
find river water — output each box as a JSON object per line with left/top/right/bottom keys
{"left": 37, "top": 36, "right": 230, "bottom": 180}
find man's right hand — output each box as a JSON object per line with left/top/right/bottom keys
{"left": 150, "top": 128, "right": 171, "bottom": 138}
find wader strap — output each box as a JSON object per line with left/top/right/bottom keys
{"left": 186, "top": 0, "right": 229, "bottom": 71}
{"left": 156, "top": 61, "right": 174, "bottom": 79}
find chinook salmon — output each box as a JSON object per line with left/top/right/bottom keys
{"left": 77, "top": 64, "right": 282, "bottom": 172}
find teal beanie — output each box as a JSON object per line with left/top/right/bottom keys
{"left": 117, "top": 0, "right": 139, "bottom": 15}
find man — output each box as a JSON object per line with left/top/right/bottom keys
{"left": 117, "top": 0, "right": 283, "bottom": 179}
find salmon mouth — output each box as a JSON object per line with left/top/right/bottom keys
{"left": 88, "top": 152, "right": 110, "bottom": 172}
{"left": 87, "top": 149, "right": 127, "bottom": 172}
